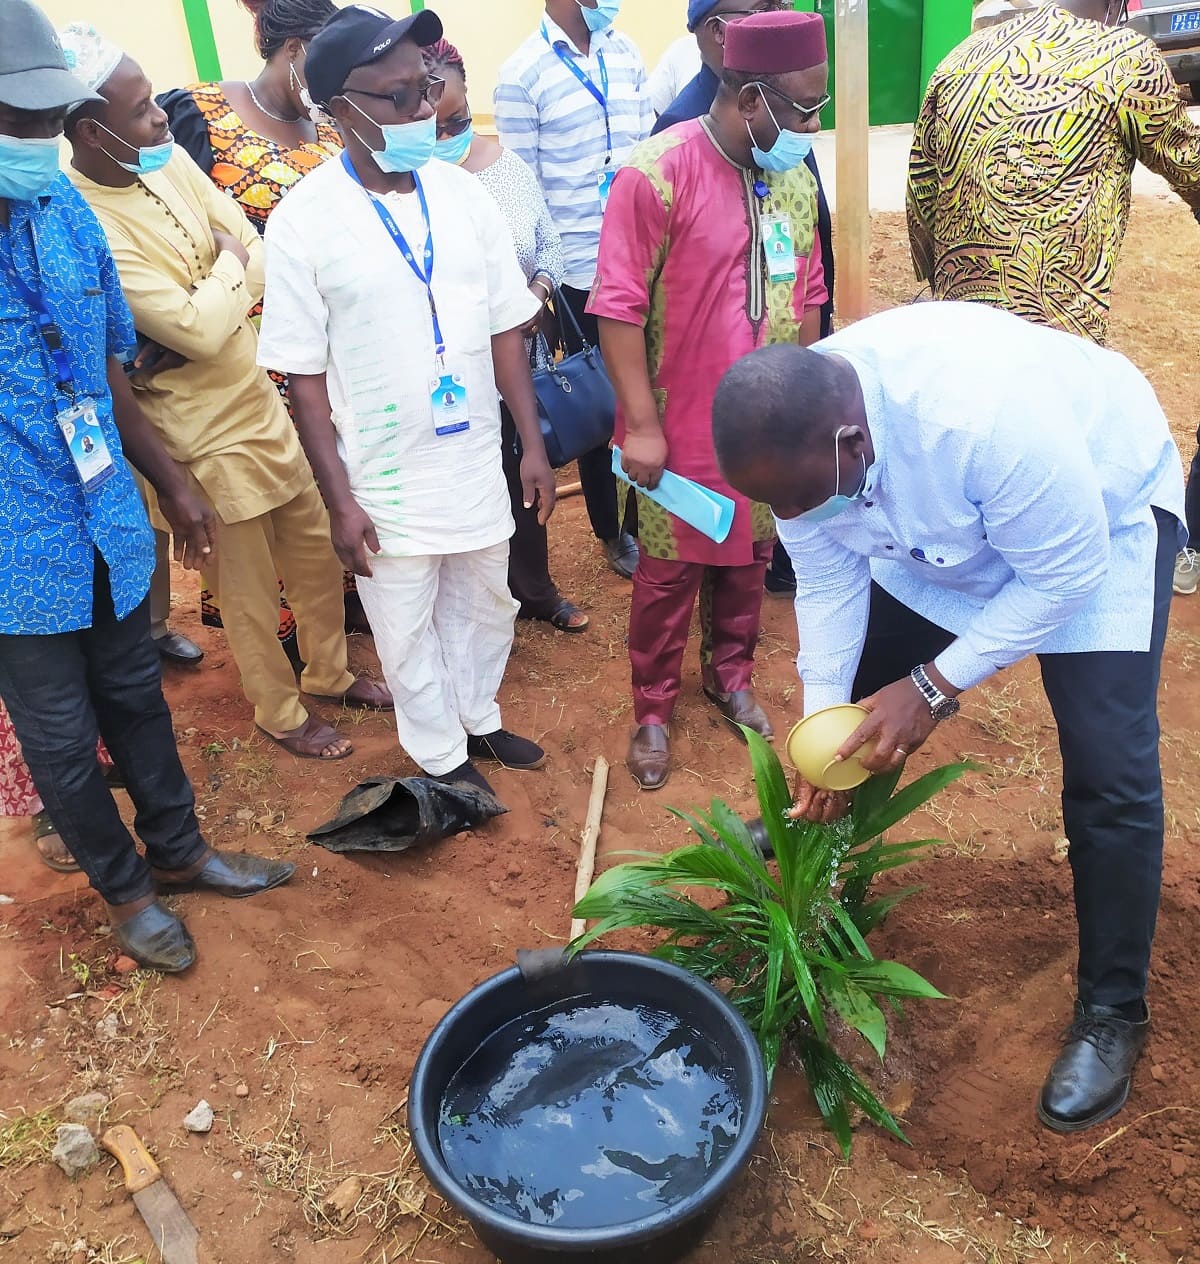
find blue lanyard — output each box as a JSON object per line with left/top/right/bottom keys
{"left": 0, "top": 224, "right": 77, "bottom": 399}
{"left": 542, "top": 27, "right": 612, "bottom": 164}
{"left": 340, "top": 150, "right": 446, "bottom": 357}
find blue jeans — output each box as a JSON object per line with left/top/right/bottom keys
{"left": 850, "top": 508, "right": 1176, "bottom": 1009}
{"left": 0, "top": 555, "right": 206, "bottom": 905}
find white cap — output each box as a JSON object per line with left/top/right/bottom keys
{"left": 58, "top": 22, "right": 123, "bottom": 110}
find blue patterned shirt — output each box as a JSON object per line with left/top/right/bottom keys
{"left": 0, "top": 175, "right": 153, "bottom": 636}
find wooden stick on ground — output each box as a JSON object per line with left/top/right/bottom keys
{"left": 556, "top": 480, "right": 583, "bottom": 499}
{"left": 570, "top": 757, "right": 610, "bottom": 941}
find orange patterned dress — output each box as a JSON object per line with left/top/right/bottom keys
{"left": 160, "top": 82, "right": 350, "bottom": 645}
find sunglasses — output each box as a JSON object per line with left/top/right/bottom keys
{"left": 342, "top": 76, "right": 445, "bottom": 119}
{"left": 437, "top": 113, "right": 473, "bottom": 140}
{"left": 751, "top": 79, "right": 831, "bottom": 123}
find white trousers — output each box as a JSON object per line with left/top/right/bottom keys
{"left": 356, "top": 542, "right": 518, "bottom": 776}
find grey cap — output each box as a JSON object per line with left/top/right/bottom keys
{"left": 0, "top": 0, "right": 104, "bottom": 111}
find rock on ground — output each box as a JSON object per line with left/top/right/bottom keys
{"left": 51, "top": 1124, "right": 99, "bottom": 1178}
{"left": 183, "top": 1100, "right": 214, "bottom": 1133}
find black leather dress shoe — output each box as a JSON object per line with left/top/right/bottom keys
{"left": 113, "top": 902, "right": 196, "bottom": 973}
{"left": 1037, "top": 1000, "right": 1150, "bottom": 1133}
{"left": 154, "top": 630, "right": 204, "bottom": 665}
{"left": 156, "top": 850, "right": 296, "bottom": 899}
{"left": 602, "top": 532, "right": 640, "bottom": 580}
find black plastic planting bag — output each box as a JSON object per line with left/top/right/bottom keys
{"left": 307, "top": 776, "right": 507, "bottom": 853}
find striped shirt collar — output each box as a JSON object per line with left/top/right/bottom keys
{"left": 539, "top": 13, "right": 613, "bottom": 59}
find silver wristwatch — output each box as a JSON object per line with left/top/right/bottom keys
{"left": 910, "top": 664, "right": 960, "bottom": 722}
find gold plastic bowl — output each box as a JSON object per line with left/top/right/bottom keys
{"left": 785, "top": 705, "right": 877, "bottom": 792}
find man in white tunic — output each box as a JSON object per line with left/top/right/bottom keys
{"left": 258, "top": 6, "right": 557, "bottom": 795}
{"left": 713, "top": 301, "right": 1185, "bottom": 1136}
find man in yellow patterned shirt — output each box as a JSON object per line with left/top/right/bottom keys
{"left": 908, "top": 0, "right": 1200, "bottom": 595}
{"left": 909, "top": 0, "right": 1200, "bottom": 345}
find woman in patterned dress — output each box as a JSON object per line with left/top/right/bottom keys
{"left": 159, "top": 0, "right": 370, "bottom": 647}
{"left": 423, "top": 39, "right": 588, "bottom": 633}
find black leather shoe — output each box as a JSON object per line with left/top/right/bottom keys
{"left": 1037, "top": 1000, "right": 1150, "bottom": 1133}
{"left": 763, "top": 566, "right": 797, "bottom": 596}
{"left": 154, "top": 630, "right": 204, "bottom": 665}
{"left": 744, "top": 816, "right": 774, "bottom": 860}
{"left": 113, "top": 902, "right": 196, "bottom": 973}
{"left": 703, "top": 688, "right": 775, "bottom": 740}
{"left": 467, "top": 730, "right": 546, "bottom": 770}
{"left": 602, "top": 532, "right": 640, "bottom": 580}
{"left": 628, "top": 724, "right": 670, "bottom": 790}
{"left": 433, "top": 760, "right": 497, "bottom": 797}
{"left": 155, "top": 850, "right": 296, "bottom": 899}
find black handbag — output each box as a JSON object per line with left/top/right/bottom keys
{"left": 527, "top": 290, "right": 616, "bottom": 469}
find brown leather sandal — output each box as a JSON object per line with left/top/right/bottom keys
{"left": 33, "top": 811, "right": 81, "bottom": 873}
{"left": 258, "top": 716, "right": 353, "bottom": 760}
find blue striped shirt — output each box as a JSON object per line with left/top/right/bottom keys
{"left": 494, "top": 17, "right": 653, "bottom": 290}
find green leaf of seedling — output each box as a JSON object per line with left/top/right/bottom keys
{"left": 852, "top": 761, "right": 977, "bottom": 845}
{"left": 822, "top": 971, "right": 887, "bottom": 1059}
{"left": 849, "top": 886, "right": 924, "bottom": 935}
{"left": 843, "top": 959, "right": 946, "bottom": 1000}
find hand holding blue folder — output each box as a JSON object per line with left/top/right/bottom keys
{"left": 611, "top": 447, "right": 735, "bottom": 545}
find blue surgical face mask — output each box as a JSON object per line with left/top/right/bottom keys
{"left": 97, "top": 123, "right": 174, "bottom": 176}
{"left": 578, "top": 0, "right": 621, "bottom": 33}
{"left": 348, "top": 99, "right": 437, "bottom": 174}
{"left": 0, "top": 134, "right": 62, "bottom": 202}
{"left": 435, "top": 123, "right": 473, "bottom": 166}
{"left": 748, "top": 95, "right": 815, "bottom": 173}
{"left": 798, "top": 426, "right": 868, "bottom": 522}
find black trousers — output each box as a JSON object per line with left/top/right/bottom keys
{"left": 0, "top": 556, "right": 206, "bottom": 905}
{"left": 500, "top": 403, "right": 559, "bottom": 614}
{"left": 1187, "top": 424, "right": 1199, "bottom": 548}
{"left": 558, "top": 284, "right": 637, "bottom": 543}
{"left": 852, "top": 508, "right": 1177, "bottom": 1009}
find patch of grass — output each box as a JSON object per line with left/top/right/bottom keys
{"left": 0, "top": 1108, "right": 58, "bottom": 1171}
{"left": 230, "top": 741, "right": 278, "bottom": 794}
{"left": 228, "top": 1085, "right": 461, "bottom": 1259}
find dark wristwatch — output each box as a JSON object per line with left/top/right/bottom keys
{"left": 910, "top": 664, "right": 960, "bottom": 722}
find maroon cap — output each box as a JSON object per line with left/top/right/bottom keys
{"left": 723, "top": 10, "right": 828, "bottom": 74}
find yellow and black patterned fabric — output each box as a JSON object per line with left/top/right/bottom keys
{"left": 908, "top": 6, "right": 1200, "bottom": 344}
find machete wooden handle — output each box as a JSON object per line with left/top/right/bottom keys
{"left": 101, "top": 1125, "right": 162, "bottom": 1194}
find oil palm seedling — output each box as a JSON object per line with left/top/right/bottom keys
{"left": 572, "top": 729, "right": 973, "bottom": 1156}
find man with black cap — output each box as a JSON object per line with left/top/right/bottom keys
{"left": 260, "top": 6, "right": 558, "bottom": 798}
{"left": 655, "top": 0, "right": 834, "bottom": 601}
{"left": 590, "top": 10, "right": 830, "bottom": 789}
{"left": 0, "top": 0, "right": 293, "bottom": 973}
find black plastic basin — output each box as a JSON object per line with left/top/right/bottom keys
{"left": 408, "top": 950, "right": 768, "bottom": 1264}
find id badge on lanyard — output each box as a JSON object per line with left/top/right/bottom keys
{"left": 545, "top": 32, "right": 618, "bottom": 214}
{"left": 761, "top": 213, "right": 797, "bottom": 283}
{"left": 1, "top": 227, "right": 116, "bottom": 490}
{"left": 341, "top": 152, "right": 472, "bottom": 438}
{"left": 57, "top": 397, "right": 116, "bottom": 491}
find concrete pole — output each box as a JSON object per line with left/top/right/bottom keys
{"left": 834, "top": 0, "right": 870, "bottom": 322}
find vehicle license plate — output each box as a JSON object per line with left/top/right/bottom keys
{"left": 1170, "top": 10, "right": 1200, "bottom": 33}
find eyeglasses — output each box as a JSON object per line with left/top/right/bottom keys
{"left": 437, "top": 113, "right": 472, "bottom": 140}
{"left": 751, "top": 79, "right": 830, "bottom": 123}
{"left": 342, "top": 76, "right": 445, "bottom": 119}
